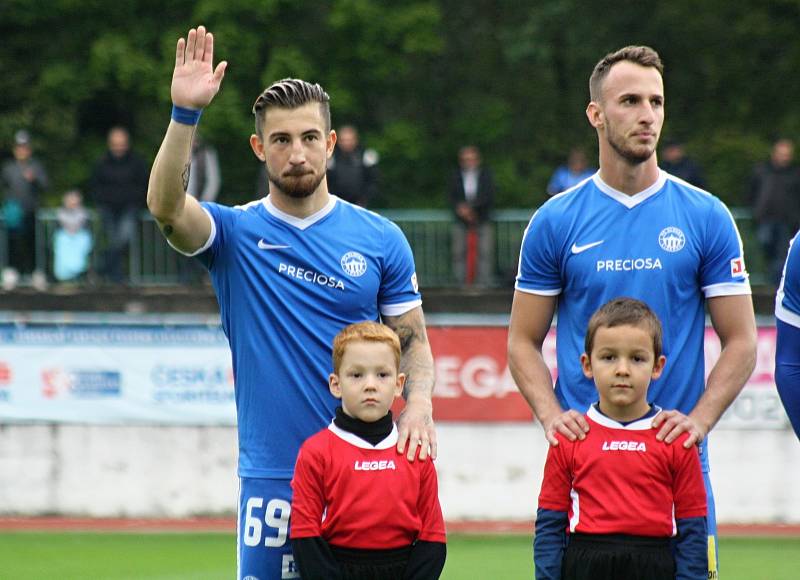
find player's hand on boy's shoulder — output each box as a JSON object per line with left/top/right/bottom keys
{"left": 544, "top": 410, "right": 589, "bottom": 446}
{"left": 397, "top": 397, "right": 437, "bottom": 462}
{"left": 652, "top": 409, "right": 707, "bottom": 448}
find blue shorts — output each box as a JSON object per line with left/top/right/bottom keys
{"left": 237, "top": 477, "right": 298, "bottom": 580}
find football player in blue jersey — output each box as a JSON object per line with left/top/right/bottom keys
{"left": 508, "top": 45, "right": 757, "bottom": 578}
{"left": 776, "top": 230, "right": 800, "bottom": 439}
{"left": 147, "top": 26, "right": 436, "bottom": 580}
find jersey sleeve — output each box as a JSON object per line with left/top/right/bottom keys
{"left": 378, "top": 220, "right": 422, "bottom": 317}
{"left": 699, "top": 197, "right": 751, "bottom": 298}
{"left": 776, "top": 231, "right": 800, "bottom": 327}
{"left": 416, "top": 459, "right": 447, "bottom": 543}
{"left": 289, "top": 439, "right": 328, "bottom": 539}
{"left": 671, "top": 438, "right": 707, "bottom": 519}
{"left": 515, "top": 207, "right": 562, "bottom": 295}
{"left": 537, "top": 437, "right": 573, "bottom": 512}
{"left": 185, "top": 201, "right": 237, "bottom": 268}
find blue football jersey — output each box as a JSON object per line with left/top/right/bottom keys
{"left": 192, "top": 196, "right": 421, "bottom": 478}
{"left": 776, "top": 230, "right": 800, "bottom": 329}
{"left": 516, "top": 171, "right": 751, "bottom": 417}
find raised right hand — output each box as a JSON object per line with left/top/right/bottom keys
{"left": 544, "top": 409, "right": 589, "bottom": 446}
{"left": 171, "top": 26, "right": 227, "bottom": 110}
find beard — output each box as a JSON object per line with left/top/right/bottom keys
{"left": 605, "top": 124, "right": 657, "bottom": 165}
{"left": 266, "top": 165, "right": 325, "bottom": 199}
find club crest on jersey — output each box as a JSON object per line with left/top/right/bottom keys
{"left": 341, "top": 251, "right": 367, "bottom": 277}
{"left": 658, "top": 227, "right": 685, "bottom": 253}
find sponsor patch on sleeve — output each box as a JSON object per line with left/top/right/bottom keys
{"left": 730, "top": 257, "right": 747, "bottom": 278}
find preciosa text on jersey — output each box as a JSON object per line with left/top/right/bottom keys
{"left": 596, "top": 258, "right": 663, "bottom": 272}
{"left": 278, "top": 263, "right": 346, "bottom": 290}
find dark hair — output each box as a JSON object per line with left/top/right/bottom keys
{"left": 584, "top": 297, "right": 663, "bottom": 359}
{"left": 252, "top": 78, "right": 331, "bottom": 138}
{"left": 589, "top": 46, "right": 664, "bottom": 102}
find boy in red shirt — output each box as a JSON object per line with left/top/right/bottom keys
{"left": 535, "top": 298, "right": 708, "bottom": 580}
{"left": 291, "top": 321, "right": 446, "bottom": 579}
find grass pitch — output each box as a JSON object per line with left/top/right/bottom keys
{"left": 0, "top": 532, "right": 797, "bottom": 579}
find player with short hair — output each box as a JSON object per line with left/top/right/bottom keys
{"left": 291, "top": 321, "right": 446, "bottom": 579}
{"left": 508, "top": 45, "right": 757, "bottom": 578}
{"left": 535, "top": 298, "right": 708, "bottom": 580}
{"left": 776, "top": 230, "right": 800, "bottom": 438}
{"left": 147, "top": 26, "right": 436, "bottom": 580}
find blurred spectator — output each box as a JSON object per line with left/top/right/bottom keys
{"left": 326, "top": 125, "right": 379, "bottom": 207}
{"left": 660, "top": 138, "right": 706, "bottom": 188}
{"left": 749, "top": 137, "right": 800, "bottom": 285}
{"left": 1, "top": 129, "right": 49, "bottom": 289}
{"left": 88, "top": 126, "right": 149, "bottom": 283}
{"left": 53, "top": 189, "right": 93, "bottom": 283}
{"left": 186, "top": 132, "right": 221, "bottom": 202}
{"left": 546, "top": 147, "right": 595, "bottom": 195}
{"left": 448, "top": 145, "right": 495, "bottom": 286}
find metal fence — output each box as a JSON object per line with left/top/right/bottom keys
{"left": 0, "top": 206, "right": 768, "bottom": 288}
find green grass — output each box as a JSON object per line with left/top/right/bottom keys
{"left": 0, "top": 532, "right": 798, "bottom": 579}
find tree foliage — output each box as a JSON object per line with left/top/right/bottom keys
{"left": 2, "top": 0, "right": 800, "bottom": 209}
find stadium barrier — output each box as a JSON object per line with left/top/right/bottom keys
{"left": 0, "top": 207, "right": 769, "bottom": 287}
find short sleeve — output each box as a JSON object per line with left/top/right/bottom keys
{"left": 515, "top": 208, "right": 562, "bottom": 295}
{"left": 378, "top": 220, "right": 422, "bottom": 317}
{"left": 776, "top": 231, "right": 800, "bottom": 327}
{"left": 699, "top": 198, "right": 751, "bottom": 298}
{"left": 537, "top": 438, "right": 573, "bottom": 512}
{"left": 671, "top": 438, "right": 707, "bottom": 520}
{"left": 416, "top": 460, "right": 447, "bottom": 543}
{"left": 289, "top": 442, "right": 327, "bottom": 539}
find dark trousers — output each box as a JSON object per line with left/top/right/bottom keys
{"left": 562, "top": 533, "right": 675, "bottom": 580}
{"left": 331, "top": 545, "right": 411, "bottom": 580}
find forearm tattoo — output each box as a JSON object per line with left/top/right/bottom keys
{"left": 162, "top": 224, "right": 174, "bottom": 238}
{"left": 182, "top": 163, "right": 191, "bottom": 192}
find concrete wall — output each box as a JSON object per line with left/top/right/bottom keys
{"left": 1, "top": 423, "right": 798, "bottom": 523}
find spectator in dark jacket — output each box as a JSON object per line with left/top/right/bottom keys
{"left": 749, "top": 138, "right": 800, "bottom": 285}
{"left": 1, "top": 130, "right": 49, "bottom": 288}
{"left": 326, "top": 125, "right": 379, "bottom": 207}
{"left": 448, "top": 145, "right": 496, "bottom": 286}
{"left": 88, "top": 126, "right": 149, "bottom": 283}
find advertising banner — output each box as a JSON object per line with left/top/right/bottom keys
{"left": 0, "top": 323, "right": 786, "bottom": 428}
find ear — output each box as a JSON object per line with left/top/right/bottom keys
{"left": 329, "top": 373, "right": 342, "bottom": 399}
{"left": 250, "top": 134, "right": 266, "bottom": 162}
{"left": 394, "top": 373, "right": 406, "bottom": 398}
{"left": 580, "top": 353, "right": 593, "bottom": 379}
{"left": 586, "top": 101, "right": 604, "bottom": 130}
{"left": 327, "top": 130, "right": 337, "bottom": 159}
{"left": 651, "top": 355, "right": 666, "bottom": 380}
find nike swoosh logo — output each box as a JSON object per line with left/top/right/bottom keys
{"left": 258, "top": 239, "right": 291, "bottom": 250}
{"left": 571, "top": 240, "right": 604, "bottom": 254}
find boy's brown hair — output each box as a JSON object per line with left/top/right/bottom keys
{"left": 252, "top": 78, "right": 331, "bottom": 139}
{"left": 584, "top": 297, "right": 663, "bottom": 358}
{"left": 332, "top": 321, "right": 401, "bottom": 373}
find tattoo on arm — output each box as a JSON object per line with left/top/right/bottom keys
{"left": 182, "top": 163, "right": 191, "bottom": 192}
{"left": 162, "top": 224, "right": 174, "bottom": 238}
{"left": 384, "top": 308, "right": 434, "bottom": 400}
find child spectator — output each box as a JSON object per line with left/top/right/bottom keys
{"left": 291, "top": 321, "right": 447, "bottom": 579}
{"left": 53, "top": 189, "right": 93, "bottom": 282}
{"left": 534, "top": 298, "right": 708, "bottom": 580}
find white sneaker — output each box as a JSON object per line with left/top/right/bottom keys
{"left": 1, "top": 267, "right": 19, "bottom": 291}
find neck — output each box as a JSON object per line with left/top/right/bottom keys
{"left": 334, "top": 407, "right": 393, "bottom": 445}
{"left": 268, "top": 181, "right": 331, "bottom": 219}
{"left": 598, "top": 147, "right": 660, "bottom": 196}
{"left": 598, "top": 399, "right": 652, "bottom": 423}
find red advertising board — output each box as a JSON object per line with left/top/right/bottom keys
{"left": 393, "top": 326, "right": 778, "bottom": 424}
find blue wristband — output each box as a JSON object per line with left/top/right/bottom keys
{"left": 171, "top": 105, "right": 203, "bottom": 126}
